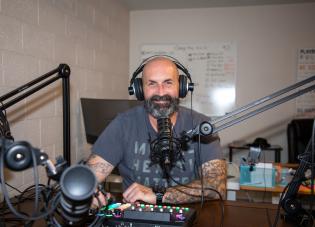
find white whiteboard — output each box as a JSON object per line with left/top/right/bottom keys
{"left": 140, "top": 42, "right": 237, "bottom": 116}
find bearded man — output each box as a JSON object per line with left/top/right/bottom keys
{"left": 87, "top": 56, "right": 226, "bottom": 206}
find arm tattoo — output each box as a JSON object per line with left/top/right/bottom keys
{"left": 163, "top": 159, "right": 227, "bottom": 204}
{"left": 86, "top": 154, "right": 114, "bottom": 183}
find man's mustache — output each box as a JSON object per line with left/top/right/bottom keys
{"left": 150, "top": 95, "right": 172, "bottom": 102}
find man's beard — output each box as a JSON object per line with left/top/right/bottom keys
{"left": 144, "top": 95, "right": 179, "bottom": 119}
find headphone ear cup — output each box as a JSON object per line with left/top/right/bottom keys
{"left": 134, "top": 78, "right": 144, "bottom": 101}
{"left": 179, "top": 74, "right": 188, "bottom": 98}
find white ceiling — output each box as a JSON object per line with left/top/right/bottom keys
{"left": 121, "top": 0, "right": 315, "bottom": 10}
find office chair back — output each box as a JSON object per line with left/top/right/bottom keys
{"left": 287, "top": 119, "right": 314, "bottom": 163}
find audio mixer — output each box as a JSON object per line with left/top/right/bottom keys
{"left": 95, "top": 203, "right": 196, "bottom": 227}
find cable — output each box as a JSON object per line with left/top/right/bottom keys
{"left": 0, "top": 180, "right": 23, "bottom": 194}
{"left": 266, "top": 207, "right": 272, "bottom": 227}
{"left": 17, "top": 184, "right": 48, "bottom": 213}
{"left": 87, "top": 190, "right": 105, "bottom": 227}
{"left": 0, "top": 138, "right": 60, "bottom": 221}
{"left": 190, "top": 90, "right": 194, "bottom": 133}
{"left": 272, "top": 181, "right": 290, "bottom": 227}
{"left": 187, "top": 91, "right": 223, "bottom": 224}
{"left": 309, "top": 119, "right": 315, "bottom": 227}
{"left": 294, "top": 129, "right": 315, "bottom": 227}
{"left": 271, "top": 121, "right": 315, "bottom": 227}
{"left": 274, "top": 175, "right": 314, "bottom": 227}
{"left": 0, "top": 101, "right": 13, "bottom": 141}
{"left": 18, "top": 184, "right": 47, "bottom": 201}
{"left": 262, "top": 147, "right": 267, "bottom": 203}
{"left": 169, "top": 175, "right": 224, "bottom": 227}
{"left": 0, "top": 168, "right": 48, "bottom": 217}
{"left": 197, "top": 134, "right": 205, "bottom": 207}
{"left": 30, "top": 143, "right": 39, "bottom": 215}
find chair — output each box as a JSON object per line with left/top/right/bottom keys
{"left": 104, "top": 167, "right": 123, "bottom": 193}
{"left": 287, "top": 119, "right": 314, "bottom": 163}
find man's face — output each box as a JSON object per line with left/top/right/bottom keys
{"left": 142, "top": 59, "right": 180, "bottom": 119}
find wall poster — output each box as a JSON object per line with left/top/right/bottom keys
{"left": 296, "top": 48, "right": 315, "bottom": 117}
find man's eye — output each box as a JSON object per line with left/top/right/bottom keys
{"left": 165, "top": 81, "right": 173, "bottom": 86}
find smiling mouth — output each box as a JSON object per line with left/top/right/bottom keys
{"left": 153, "top": 100, "right": 170, "bottom": 107}
{"left": 154, "top": 100, "right": 168, "bottom": 104}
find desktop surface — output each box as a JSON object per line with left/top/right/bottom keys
{"left": 4, "top": 199, "right": 295, "bottom": 227}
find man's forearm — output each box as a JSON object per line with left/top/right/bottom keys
{"left": 86, "top": 154, "right": 114, "bottom": 183}
{"left": 163, "top": 159, "right": 227, "bottom": 204}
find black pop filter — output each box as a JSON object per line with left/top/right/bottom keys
{"left": 59, "top": 165, "right": 97, "bottom": 225}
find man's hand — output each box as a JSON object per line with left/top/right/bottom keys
{"left": 123, "top": 183, "right": 156, "bottom": 204}
{"left": 91, "top": 191, "right": 111, "bottom": 208}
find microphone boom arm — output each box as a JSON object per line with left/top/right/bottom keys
{"left": 183, "top": 74, "right": 315, "bottom": 222}
{"left": 0, "top": 64, "right": 71, "bottom": 165}
{"left": 185, "top": 74, "right": 315, "bottom": 138}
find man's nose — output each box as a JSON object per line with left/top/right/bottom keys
{"left": 156, "top": 84, "right": 166, "bottom": 96}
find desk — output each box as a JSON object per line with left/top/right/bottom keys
{"left": 241, "top": 183, "right": 312, "bottom": 195}
{"left": 239, "top": 163, "right": 302, "bottom": 193}
{"left": 189, "top": 200, "right": 294, "bottom": 227}
{"left": 240, "top": 174, "right": 311, "bottom": 205}
{"left": 228, "top": 143, "right": 282, "bottom": 163}
{"left": 239, "top": 184, "right": 286, "bottom": 204}
{"left": 3, "top": 200, "right": 294, "bottom": 227}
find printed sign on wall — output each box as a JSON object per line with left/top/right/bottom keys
{"left": 296, "top": 48, "right": 315, "bottom": 117}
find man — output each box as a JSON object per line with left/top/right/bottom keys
{"left": 87, "top": 56, "right": 226, "bottom": 205}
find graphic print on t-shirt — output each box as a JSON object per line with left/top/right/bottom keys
{"left": 132, "top": 140, "right": 196, "bottom": 187}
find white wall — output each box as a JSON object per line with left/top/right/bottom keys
{"left": 0, "top": 0, "right": 129, "bottom": 196}
{"left": 130, "top": 3, "right": 315, "bottom": 163}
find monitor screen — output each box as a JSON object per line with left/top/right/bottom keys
{"left": 80, "top": 98, "right": 142, "bottom": 144}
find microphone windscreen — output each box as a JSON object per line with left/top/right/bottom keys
{"left": 60, "top": 165, "right": 96, "bottom": 202}
{"left": 157, "top": 118, "right": 172, "bottom": 153}
{"left": 59, "top": 165, "right": 97, "bottom": 222}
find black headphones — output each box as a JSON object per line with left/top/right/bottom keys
{"left": 128, "top": 55, "right": 194, "bottom": 101}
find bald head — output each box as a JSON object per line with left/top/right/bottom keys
{"left": 142, "top": 57, "right": 179, "bottom": 80}
{"left": 142, "top": 57, "right": 180, "bottom": 100}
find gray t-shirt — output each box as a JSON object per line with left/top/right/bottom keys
{"left": 92, "top": 105, "right": 222, "bottom": 190}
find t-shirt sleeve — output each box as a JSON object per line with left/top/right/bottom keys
{"left": 199, "top": 137, "right": 223, "bottom": 164}
{"left": 91, "top": 115, "right": 124, "bottom": 166}
{"left": 191, "top": 111, "right": 224, "bottom": 164}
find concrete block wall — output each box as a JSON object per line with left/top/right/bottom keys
{"left": 0, "top": 0, "right": 129, "bottom": 197}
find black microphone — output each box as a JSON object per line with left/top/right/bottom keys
{"left": 157, "top": 117, "right": 172, "bottom": 172}
{"left": 59, "top": 165, "right": 97, "bottom": 226}
{"left": 150, "top": 117, "right": 175, "bottom": 179}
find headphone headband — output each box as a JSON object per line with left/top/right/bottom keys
{"left": 128, "top": 55, "right": 194, "bottom": 101}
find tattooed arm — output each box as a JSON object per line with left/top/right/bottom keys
{"left": 86, "top": 154, "right": 115, "bottom": 207}
{"left": 86, "top": 154, "right": 114, "bottom": 183}
{"left": 122, "top": 159, "right": 226, "bottom": 205}
{"left": 163, "top": 159, "right": 227, "bottom": 204}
